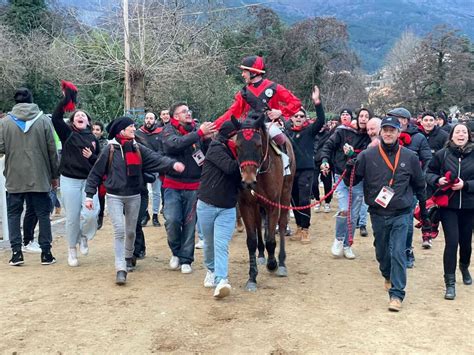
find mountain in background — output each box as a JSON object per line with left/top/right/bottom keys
{"left": 58, "top": 0, "right": 474, "bottom": 73}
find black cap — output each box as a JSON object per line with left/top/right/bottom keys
{"left": 381, "top": 116, "right": 401, "bottom": 130}
{"left": 218, "top": 121, "right": 237, "bottom": 139}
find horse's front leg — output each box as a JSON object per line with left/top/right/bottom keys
{"left": 265, "top": 206, "right": 279, "bottom": 272}
{"left": 276, "top": 208, "right": 288, "bottom": 277}
{"left": 257, "top": 208, "right": 265, "bottom": 265}
{"left": 240, "top": 205, "right": 259, "bottom": 292}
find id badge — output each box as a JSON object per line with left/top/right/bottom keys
{"left": 374, "top": 186, "right": 395, "bottom": 208}
{"left": 192, "top": 149, "right": 205, "bottom": 166}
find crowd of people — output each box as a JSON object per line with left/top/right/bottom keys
{"left": 0, "top": 55, "right": 472, "bottom": 310}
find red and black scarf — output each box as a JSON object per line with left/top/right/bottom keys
{"left": 170, "top": 118, "right": 195, "bottom": 136}
{"left": 116, "top": 134, "right": 142, "bottom": 177}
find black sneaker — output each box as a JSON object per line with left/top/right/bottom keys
{"left": 125, "top": 257, "right": 136, "bottom": 272}
{"left": 406, "top": 248, "right": 415, "bottom": 269}
{"left": 97, "top": 215, "right": 104, "bottom": 230}
{"left": 41, "top": 251, "right": 56, "bottom": 265}
{"left": 360, "top": 226, "right": 368, "bottom": 237}
{"left": 9, "top": 250, "right": 24, "bottom": 266}
{"left": 152, "top": 214, "right": 161, "bottom": 227}
{"left": 140, "top": 212, "right": 150, "bottom": 227}
{"left": 135, "top": 250, "right": 146, "bottom": 260}
{"left": 116, "top": 270, "right": 127, "bottom": 285}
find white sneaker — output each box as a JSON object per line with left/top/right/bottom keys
{"left": 22, "top": 241, "right": 42, "bottom": 254}
{"left": 323, "top": 203, "right": 331, "bottom": 213}
{"left": 169, "top": 256, "right": 180, "bottom": 270}
{"left": 213, "top": 279, "right": 231, "bottom": 298}
{"left": 68, "top": 247, "right": 79, "bottom": 267}
{"left": 313, "top": 203, "right": 321, "bottom": 213}
{"left": 331, "top": 239, "right": 344, "bottom": 258}
{"left": 181, "top": 264, "right": 193, "bottom": 274}
{"left": 343, "top": 246, "right": 356, "bottom": 259}
{"left": 79, "top": 237, "right": 89, "bottom": 256}
{"left": 204, "top": 270, "right": 216, "bottom": 288}
{"left": 195, "top": 240, "right": 204, "bottom": 249}
{"left": 422, "top": 239, "right": 432, "bottom": 249}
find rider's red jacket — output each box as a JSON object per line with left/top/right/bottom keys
{"left": 214, "top": 79, "right": 301, "bottom": 129}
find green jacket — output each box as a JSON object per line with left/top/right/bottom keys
{"left": 0, "top": 103, "right": 59, "bottom": 193}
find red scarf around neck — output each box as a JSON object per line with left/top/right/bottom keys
{"left": 116, "top": 134, "right": 141, "bottom": 177}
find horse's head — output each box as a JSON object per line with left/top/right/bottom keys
{"left": 231, "top": 113, "right": 266, "bottom": 188}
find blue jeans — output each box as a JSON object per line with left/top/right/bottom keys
{"left": 358, "top": 199, "right": 368, "bottom": 227}
{"left": 197, "top": 200, "right": 236, "bottom": 283}
{"left": 334, "top": 174, "right": 364, "bottom": 246}
{"left": 60, "top": 175, "right": 99, "bottom": 248}
{"left": 151, "top": 174, "right": 161, "bottom": 214}
{"left": 164, "top": 188, "right": 197, "bottom": 265}
{"left": 406, "top": 196, "right": 417, "bottom": 250}
{"left": 371, "top": 213, "right": 410, "bottom": 301}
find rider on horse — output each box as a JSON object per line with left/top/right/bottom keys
{"left": 214, "top": 55, "right": 302, "bottom": 175}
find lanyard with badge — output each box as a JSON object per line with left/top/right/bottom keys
{"left": 374, "top": 145, "right": 401, "bottom": 208}
{"left": 191, "top": 143, "right": 205, "bottom": 166}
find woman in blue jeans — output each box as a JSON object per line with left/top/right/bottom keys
{"left": 197, "top": 121, "right": 241, "bottom": 298}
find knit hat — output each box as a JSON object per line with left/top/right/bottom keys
{"left": 107, "top": 116, "right": 135, "bottom": 139}
{"left": 14, "top": 88, "right": 33, "bottom": 104}
{"left": 239, "top": 55, "right": 266, "bottom": 74}
{"left": 340, "top": 109, "right": 353, "bottom": 118}
{"left": 218, "top": 120, "right": 237, "bottom": 139}
{"left": 387, "top": 107, "right": 411, "bottom": 120}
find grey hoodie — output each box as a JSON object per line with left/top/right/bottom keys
{"left": 0, "top": 103, "right": 59, "bottom": 193}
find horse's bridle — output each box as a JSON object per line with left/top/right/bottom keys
{"left": 236, "top": 127, "right": 271, "bottom": 175}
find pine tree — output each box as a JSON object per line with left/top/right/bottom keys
{"left": 6, "top": 0, "right": 47, "bottom": 35}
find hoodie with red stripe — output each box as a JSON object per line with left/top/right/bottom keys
{"left": 162, "top": 118, "right": 208, "bottom": 190}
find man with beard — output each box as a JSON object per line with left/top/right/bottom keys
{"left": 136, "top": 112, "right": 163, "bottom": 228}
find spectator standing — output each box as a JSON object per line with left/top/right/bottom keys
{"left": 0, "top": 88, "right": 59, "bottom": 266}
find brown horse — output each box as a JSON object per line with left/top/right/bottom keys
{"left": 231, "top": 114, "right": 295, "bottom": 291}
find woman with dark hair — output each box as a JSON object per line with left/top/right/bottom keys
{"left": 426, "top": 123, "right": 474, "bottom": 300}
{"left": 52, "top": 81, "right": 101, "bottom": 267}
{"left": 436, "top": 111, "right": 451, "bottom": 134}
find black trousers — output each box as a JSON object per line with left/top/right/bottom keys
{"left": 23, "top": 199, "right": 38, "bottom": 245}
{"left": 7, "top": 192, "right": 52, "bottom": 252}
{"left": 312, "top": 164, "right": 333, "bottom": 204}
{"left": 291, "top": 169, "right": 313, "bottom": 229}
{"left": 134, "top": 190, "right": 149, "bottom": 256}
{"left": 439, "top": 208, "right": 474, "bottom": 274}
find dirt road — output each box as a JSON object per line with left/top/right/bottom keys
{"left": 0, "top": 209, "right": 472, "bottom": 354}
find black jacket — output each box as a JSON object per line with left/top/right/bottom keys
{"left": 420, "top": 125, "right": 449, "bottom": 154}
{"left": 197, "top": 139, "right": 241, "bottom": 208}
{"left": 320, "top": 125, "right": 371, "bottom": 175}
{"left": 426, "top": 142, "right": 474, "bottom": 209}
{"left": 350, "top": 141, "right": 427, "bottom": 216}
{"left": 285, "top": 103, "right": 325, "bottom": 171}
{"left": 135, "top": 125, "right": 163, "bottom": 152}
{"left": 52, "top": 103, "right": 100, "bottom": 179}
{"left": 85, "top": 140, "right": 176, "bottom": 197}
{"left": 403, "top": 124, "right": 432, "bottom": 170}
{"left": 313, "top": 126, "right": 333, "bottom": 165}
{"left": 162, "top": 119, "right": 208, "bottom": 189}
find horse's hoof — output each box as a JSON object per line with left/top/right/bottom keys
{"left": 257, "top": 257, "right": 266, "bottom": 265}
{"left": 276, "top": 266, "right": 288, "bottom": 277}
{"left": 267, "top": 259, "right": 278, "bottom": 272}
{"left": 246, "top": 281, "right": 257, "bottom": 292}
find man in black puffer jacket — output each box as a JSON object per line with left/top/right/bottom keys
{"left": 162, "top": 102, "right": 216, "bottom": 274}
{"left": 320, "top": 108, "right": 371, "bottom": 259}
{"left": 285, "top": 86, "right": 325, "bottom": 244}
{"left": 348, "top": 116, "right": 429, "bottom": 312}
{"left": 420, "top": 111, "right": 449, "bottom": 154}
